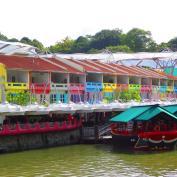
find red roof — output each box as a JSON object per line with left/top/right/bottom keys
{"left": 112, "top": 64, "right": 143, "bottom": 76}
{"left": 83, "top": 60, "right": 117, "bottom": 74}
{"left": 47, "top": 58, "right": 84, "bottom": 74}
{"left": 0, "top": 55, "right": 67, "bottom": 72}
{"left": 69, "top": 59, "right": 102, "bottom": 73}
{"left": 132, "top": 67, "right": 167, "bottom": 79}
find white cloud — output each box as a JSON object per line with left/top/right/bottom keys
{"left": 0, "top": 0, "right": 177, "bottom": 46}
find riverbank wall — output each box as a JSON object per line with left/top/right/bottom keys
{"left": 0, "top": 129, "right": 81, "bottom": 153}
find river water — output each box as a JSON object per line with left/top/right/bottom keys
{"left": 0, "top": 144, "right": 177, "bottom": 177}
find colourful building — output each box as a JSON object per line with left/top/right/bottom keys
{"left": 0, "top": 54, "right": 176, "bottom": 105}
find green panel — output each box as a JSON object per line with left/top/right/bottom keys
{"left": 110, "top": 105, "right": 152, "bottom": 123}
{"left": 136, "top": 107, "right": 177, "bottom": 121}
{"left": 163, "top": 105, "right": 177, "bottom": 114}
{"left": 164, "top": 68, "right": 177, "bottom": 76}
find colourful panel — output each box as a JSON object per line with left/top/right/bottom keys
{"left": 30, "top": 83, "right": 50, "bottom": 94}
{"left": 69, "top": 83, "right": 85, "bottom": 91}
{"left": 174, "top": 87, "right": 177, "bottom": 93}
{"left": 160, "top": 86, "right": 167, "bottom": 93}
{"left": 103, "top": 83, "right": 117, "bottom": 92}
{"left": 51, "top": 83, "right": 68, "bottom": 91}
{"left": 86, "top": 82, "right": 102, "bottom": 92}
{"left": 141, "top": 85, "right": 152, "bottom": 92}
{"left": 167, "top": 86, "right": 174, "bottom": 92}
{"left": 5, "top": 82, "right": 29, "bottom": 90}
{"left": 129, "top": 84, "right": 141, "bottom": 91}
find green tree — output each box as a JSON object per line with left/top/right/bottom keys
{"left": 156, "top": 42, "right": 169, "bottom": 52}
{"left": 49, "top": 37, "right": 74, "bottom": 53}
{"left": 90, "top": 29, "right": 122, "bottom": 50}
{"left": 31, "top": 39, "right": 44, "bottom": 51}
{"left": 125, "top": 28, "right": 155, "bottom": 52}
{"left": 106, "top": 45, "right": 132, "bottom": 53}
{"left": 72, "top": 36, "right": 90, "bottom": 52}
{"left": 0, "top": 33, "right": 8, "bottom": 41}
{"left": 8, "top": 38, "right": 19, "bottom": 42}
{"left": 168, "top": 37, "right": 177, "bottom": 51}
{"left": 20, "top": 37, "right": 32, "bottom": 45}
{"left": 20, "top": 37, "right": 44, "bottom": 51}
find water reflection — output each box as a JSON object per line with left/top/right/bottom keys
{"left": 0, "top": 145, "right": 176, "bottom": 176}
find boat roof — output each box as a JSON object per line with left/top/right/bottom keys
{"left": 110, "top": 105, "right": 177, "bottom": 122}
{"left": 136, "top": 106, "right": 177, "bottom": 121}
{"left": 110, "top": 105, "right": 152, "bottom": 122}
{"left": 163, "top": 104, "right": 177, "bottom": 114}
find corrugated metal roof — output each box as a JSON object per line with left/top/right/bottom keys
{"left": 55, "top": 52, "right": 177, "bottom": 61}
{"left": 0, "top": 40, "right": 37, "bottom": 55}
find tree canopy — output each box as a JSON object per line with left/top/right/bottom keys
{"left": 0, "top": 28, "right": 177, "bottom": 53}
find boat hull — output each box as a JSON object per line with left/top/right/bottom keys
{"left": 112, "top": 131, "right": 177, "bottom": 150}
{"left": 112, "top": 134, "right": 138, "bottom": 148}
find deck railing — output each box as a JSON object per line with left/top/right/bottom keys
{"left": 129, "top": 84, "right": 141, "bottom": 91}
{"left": 5, "top": 82, "right": 28, "bottom": 90}
{"left": 103, "top": 83, "right": 117, "bottom": 92}
{"left": 0, "top": 119, "right": 82, "bottom": 136}
{"left": 86, "top": 82, "right": 102, "bottom": 92}
{"left": 30, "top": 83, "right": 50, "bottom": 94}
{"left": 69, "top": 83, "right": 85, "bottom": 90}
{"left": 51, "top": 83, "right": 68, "bottom": 90}
{"left": 141, "top": 85, "right": 152, "bottom": 92}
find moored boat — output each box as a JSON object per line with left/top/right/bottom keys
{"left": 110, "top": 104, "right": 177, "bottom": 150}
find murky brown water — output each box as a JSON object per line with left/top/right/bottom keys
{"left": 0, "top": 144, "right": 177, "bottom": 177}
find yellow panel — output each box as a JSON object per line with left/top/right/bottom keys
{"left": 5, "top": 82, "right": 29, "bottom": 90}
{"left": 103, "top": 83, "right": 117, "bottom": 92}
{"left": 0, "top": 63, "right": 7, "bottom": 83}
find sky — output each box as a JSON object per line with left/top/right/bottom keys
{"left": 0, "top": 0, "right": 177, "bottom": 47}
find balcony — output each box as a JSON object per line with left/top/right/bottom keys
{"left": 5, "top": 82, "right": 28, "bottom": 91}
{"left": 103, "top": 83, "right": 117, "bottom": 92}
{"left": 30, "top": 83, "right": 50, "bottom": 94}
{"left": 141, "top": 85, "right": 152, "bottom": 92}
{"left": 160, "top": 86, "right": 167, "bottom": 93}
{"left": 86, "top": 82, "right": 102, "bottom": 92}
{"left": 51, "top": 83, "right": 68, "bottom": 91}
{"left": 129, "top": 84, "right": 141, "bottom": 91}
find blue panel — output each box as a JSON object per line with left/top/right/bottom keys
{"left": 174, "top": 87, "right": 177, "bottom": 93}
{"left": 64, "top": 94, "right": 68, "bottom": 103}
{"left": 55, "top": 93, "right": 68, "bottom": 103}
{"left": 86, "top": 82, "right": 103, "bottom": 92}
{"left": 160, "top": 86, "right": 167, "bottom": 93}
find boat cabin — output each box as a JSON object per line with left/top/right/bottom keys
{"left": 110, "top": 105, "right": 177, "bottom": 150}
